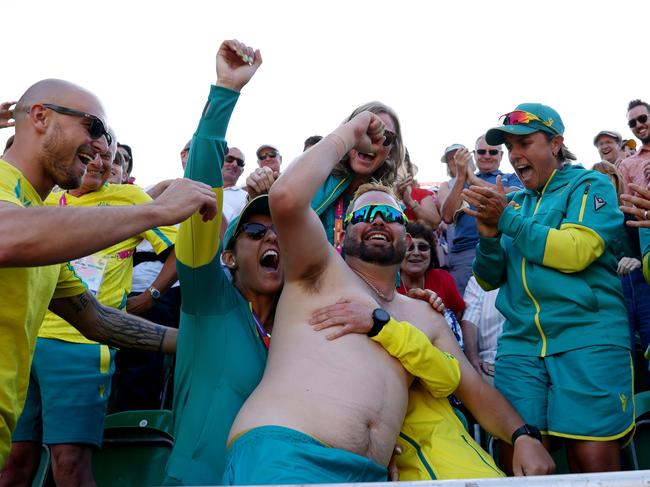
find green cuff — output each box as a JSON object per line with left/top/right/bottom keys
{"left": 497, "top": 205, "right": 517, "bottom": 236}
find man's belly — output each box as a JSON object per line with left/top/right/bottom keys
{"left": 229, "top": 313, "right": 409, "bottom": 466}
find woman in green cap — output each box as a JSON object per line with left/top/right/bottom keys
{"left": 463, "top": 103, "right": 633, "bottom": 473}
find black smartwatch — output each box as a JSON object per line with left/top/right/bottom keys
{"left": 367, "top": 308, "right": 390, "bottom": 337}
{"left": 511, "top": 424, "right": 542, "bottom": 445}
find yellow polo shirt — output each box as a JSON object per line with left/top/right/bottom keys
{"left": 40, "top": 183, "right": 177, "bottom": 344}
{"left": 0, "top": 160, "right": 86, "bottom": 467}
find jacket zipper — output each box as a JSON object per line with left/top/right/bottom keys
{"left": 522, "top": 170, "right": 557, "bottom": 357}
{"left": 460, "top": 434, "right": 502, "bottom": 475}
{"left": 399, "top": 432, "right": 436, "bottom": 480}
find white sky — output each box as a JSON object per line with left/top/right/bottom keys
{"left": 3, "top": 0, "right": 649, "bottom": 188}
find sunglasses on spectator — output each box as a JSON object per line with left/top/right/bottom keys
{"left": 383, "top": 130, "right": 397, "bottom": 147}
{"left": 498, "top": 110, "right": 554, "bottom": 130}
{"left": 628, "top": 114, "right": 649, "bottom": 128}
{"left": 258, "top": 151, "right": 278, "bottom": 160}
{"left": 39, "top": 103, "right": 112, "bottom": 145}
{"left": 344, "top": 204, "right": 409, "bottom": 227}
{"left": 475, "top": 149, "right": 500, "bottom": 156}
{"left": 225, "top": 155, "right": 245, "bottom": 167}
{"left": 407, "top": 242, "right": 431, "bottom": 252}
{"left": 235, "top": 222, "right": 276, "bottom": 241}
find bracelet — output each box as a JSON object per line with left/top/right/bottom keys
{"left": 409, "top": 201, "right": 419, "bottom": 210}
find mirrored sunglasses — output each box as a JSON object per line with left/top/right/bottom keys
{"left": 344, "top": 204, "right": 409, "bottom": 227}
{"left": 498, "top": 110, "right": 554, "bottom": 130}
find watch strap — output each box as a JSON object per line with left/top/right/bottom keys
{"left": 511, "top": 424, "right": 542, "bottom": 445}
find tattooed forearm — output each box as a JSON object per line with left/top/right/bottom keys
{"left": 93, "top": 304, "right": 173, "bottom": 352}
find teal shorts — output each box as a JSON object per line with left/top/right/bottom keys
{"left": 13, "top": 338, "right": 115, "bottom": 447}
{"left": 222, "top": 426, "right": 388, "bottom": 485}
{"left": 495, "top": 345, "right": 634, "bottom": 442}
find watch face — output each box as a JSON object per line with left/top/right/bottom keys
{"left": 373, "top": 308, "right": 390, "bottom": 324}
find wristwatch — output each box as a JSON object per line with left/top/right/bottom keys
{"left": 148, "top": 286, "right": 161, "bottom": 300}
{"left": 511, "top": 424, "right": 542, "bottom": 445}
{"left": 367, "top": 308, "right": 390, "bottom": 337}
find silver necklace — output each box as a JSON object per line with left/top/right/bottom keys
{"left": 351, "top": 269, "right": 395, "bottom": 302}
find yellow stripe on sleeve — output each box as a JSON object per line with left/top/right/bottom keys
{"left": 176, "top": 187, "right": 223, "bottom": 268}
{"left": 542, "top": 223, "right": 605, "bottom": 273}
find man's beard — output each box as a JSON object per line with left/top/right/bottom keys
{"left": 343, "top": 235, "right": 406, "bottom": 266}
{"left": 641, "top": 133, "right": 650, "bottom": 146}
{"left": 40, "top": 123, "right": 83, "bottom": 190}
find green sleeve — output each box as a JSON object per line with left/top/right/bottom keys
{"left": 176, "top": 85, "right": 240, "bottom": 313}
{"left": 497, "top": 176, "right": 622, "bottom": 273}
{"left": 371, "top": 318, "right": 460, "bottom": 398}
{"left": 472, "top": 236, "right": 507, "bottom": 291}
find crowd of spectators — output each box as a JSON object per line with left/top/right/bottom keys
{"left": 1, "top": 37, "right": 650, "bottom": 485}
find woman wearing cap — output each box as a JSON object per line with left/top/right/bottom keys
{"left": 463, "top": 103, "right": 633, "bottom": 472}
{"left": 165, "top": 40, "right": 286, "bottom": 485}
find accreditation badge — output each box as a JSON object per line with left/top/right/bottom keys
{"left": 70, "top": 255, "right": 109, "bottom": 295}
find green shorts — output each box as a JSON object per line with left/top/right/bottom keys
{"left": 222, "top": 426, "right": 387, "bottom": 485}
{"left": 13, "top": 338, "right": 115, "bottom": 447}
{"left": 495, "top": 345, "right": 634, "bottom": 442}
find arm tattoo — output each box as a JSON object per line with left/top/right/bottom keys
{"left": 94, "top": 303, "right": 169, "bottom": 352}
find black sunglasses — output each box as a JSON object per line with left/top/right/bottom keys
{"left": 258, "top": 151, "right": 278, "bottom": 160}
{"left": 628, "top": 114, "right": 648, "bottom": 128}
{"left": 235, "top": 222, "right": 275, "bottom": 241}
{"left": 475, "top": 149, "right": 500, "bottom": 156}
{"left": 408, "top": 242, "right": 431, "bottom": 252}
{"left": 225, "top": 155, "right": 245, "bottom": 167}
{"left": 40, "top": 103, "right": 112, "bottom": 145}
{"left": 383, "top": 130, "right": 397, "bottom": 147}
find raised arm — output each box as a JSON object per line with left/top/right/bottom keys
{"left": 269, "top": 112, "right": 388, "bottom": 282}
{"left": 441, "top": 149, "right": 471, "bottom": 224}
{"left": 175, "top": 40, "right": 261, "bottom": 299}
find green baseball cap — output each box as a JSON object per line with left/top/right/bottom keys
{"left": 485, "top": 103, "right": 564, "bottom": 146}
{"left": 223, "top": 195, "right": 271, "bottom": 250}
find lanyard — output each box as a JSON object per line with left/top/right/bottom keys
{"left": 251, "top": 309, "right": 271, "bottom": 350}
{"left": 333, "top": 197, "right": 345, "bottom": 254}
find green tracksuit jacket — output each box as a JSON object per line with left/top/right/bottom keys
{"left": 473, "top": 164, "right": 630, "bottom": 358}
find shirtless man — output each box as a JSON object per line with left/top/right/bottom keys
{"left": 226, "top": 112, "right": 555, "bottom": 483}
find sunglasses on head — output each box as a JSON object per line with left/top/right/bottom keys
{"left": 498, "top": 110, "right": 554, "bottom": 130}
{"left": 475, "top": 149, "right": 500, "bottom": 156}
{"left": 408, "top": 242, "right": 431, "bottom": 252}
{"left": 383, "top": 130, "right": 397, "bottom": 147}
{"left": 258, "top": 151, "right": 278, "bottom": 160}
{"left": 40, "top": 103, "right": 112, "bottom": 146}
{"left": 344, "top": 204, "right": 409, "bottom": 227}
{"left": 628, "top": 114, "right": 648, "bottom": 128}
{"left": 235, "top": 222, "right": 275, "bottom": 241}
{"left": 225, "top": 155, "right": 245, "bottom": 167}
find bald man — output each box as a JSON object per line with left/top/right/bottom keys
{"left": 0, "top": 79, "right": 217, "bottom": 469}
